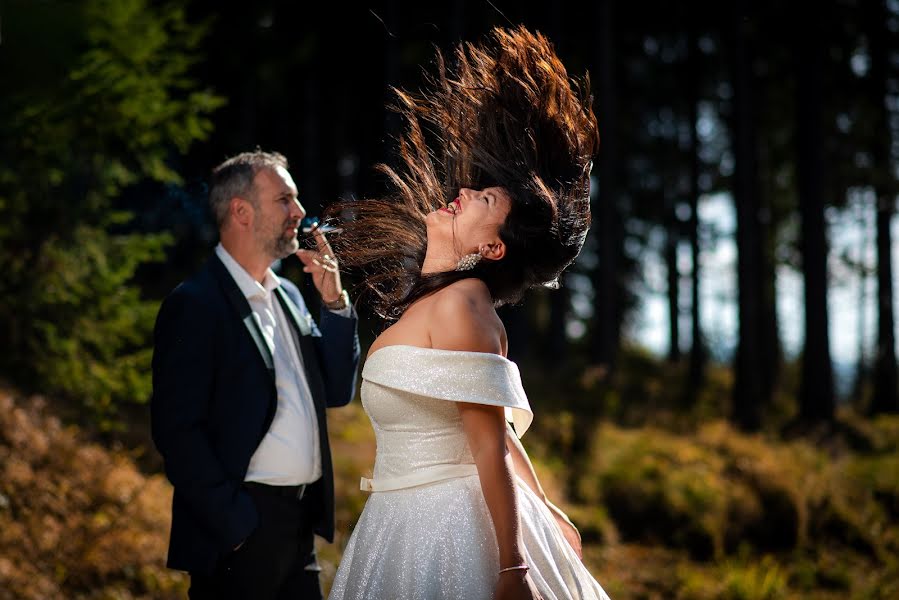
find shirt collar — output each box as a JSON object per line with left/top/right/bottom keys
{"left": 215, "top": 243, "right": 281, "bottom": 301}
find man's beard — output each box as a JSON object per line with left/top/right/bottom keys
{"left": 259, "top": 220, "right": 299, "bottom": 260}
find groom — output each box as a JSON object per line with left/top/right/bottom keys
{"left": 151, "top": 150, "right": 359, "bottom": 599}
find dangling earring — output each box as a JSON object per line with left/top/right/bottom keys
{"left": 455, "top": 252, "right": 482, "bottom": 271}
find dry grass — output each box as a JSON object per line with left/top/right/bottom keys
{"left": 3, "top": 384, "right": 898, "bottom": 599}
{"left": 0, "top": 387, "right": 186, "bottom": 599}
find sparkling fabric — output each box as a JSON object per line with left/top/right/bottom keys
{"left": 328, "top": 345, "right": 611, "bottom": 600}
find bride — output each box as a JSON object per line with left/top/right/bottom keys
{"left": 326, "top": 26, "right": 610, "bottom": 600}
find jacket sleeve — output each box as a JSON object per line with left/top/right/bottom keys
{"left": 316, "top": 307, "right": 361, "bottom": 408}
{"left": 150, "top": 286, "right": 258, "bottom": 550}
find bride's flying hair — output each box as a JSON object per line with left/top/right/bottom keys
{"left": 326, "top": 26, "right": 599, "bottom": 320}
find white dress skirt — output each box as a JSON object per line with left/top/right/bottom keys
{"left": 328, "top": 345, "right": 611, "bottom": 600}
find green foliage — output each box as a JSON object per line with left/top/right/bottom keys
{"left": 30, "top": 225, "right": 171, "bottom": 429}
{"left": 588, "top": 425, "right": 730, "bottom": 559}
{"left": 516, "top": 406, "right": 899, "bottom": 598}
{"left": 582, "top": 419, "right": 898, "bottom": 559}
{"left": 0, "top": 0, "right": 223, "bottom": 428}
{"left": 838, "top": 413, "right": 899, "bottom": 454}
{"left": 677, "top": 556, "right": 789, "bottom": 600}
{"left": 515, "top": 342, "right": 899, "bottom": 597}
{"left": 70, "top": 0, "right": 223, "bottom": 180}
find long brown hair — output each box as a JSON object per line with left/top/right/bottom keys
{"left": 326, "top": 26, "right": 598, "bottom": 321}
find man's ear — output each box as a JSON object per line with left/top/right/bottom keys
{"left": 231, "top": 197, "right": 253, "bottom": 227}
{"left": 479, "top": 239, "right": 506, "bottom": 261}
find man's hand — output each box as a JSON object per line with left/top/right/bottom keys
{"left": 295, "top": 227, "right": 343, "bottom": 304}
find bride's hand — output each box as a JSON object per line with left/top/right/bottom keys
{"left": 495, "top": 570, "right": 543, "bottom": 600}
{"left": 553, "top": 513, "right": 583, "bottom": 559}
{"left": 546, "top": 500, "right": 583, "bottom": 559}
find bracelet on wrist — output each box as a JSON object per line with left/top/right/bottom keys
{"left": 498, "top": 564, "right": 529, "bottom": 575}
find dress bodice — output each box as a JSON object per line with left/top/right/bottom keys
{"left": 359, "top": 345, "right": 533, "bottom": 492}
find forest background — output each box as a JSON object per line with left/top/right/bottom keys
{"left": 1, "top": 1, "right": 899, "bottom": 598}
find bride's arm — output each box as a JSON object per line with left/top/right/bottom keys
{"left": 458, "top": 404, "right": 533, "bottom": 584}
{"left": 505, "top": 426, "right": 583, "bottom": 558}
{"left": 430, "top": 282, "right": 541, "bottom": 600}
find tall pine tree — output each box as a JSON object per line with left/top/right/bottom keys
{"left": 0, "top": 0, "right": 223, "bottom": 428}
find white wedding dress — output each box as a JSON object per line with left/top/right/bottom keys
{"left": 328, "top": 345, "right": 610, "bottom": 600}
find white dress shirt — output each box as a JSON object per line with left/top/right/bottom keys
{"left": 215, "top": 243, "right": 339, "bottom": 485}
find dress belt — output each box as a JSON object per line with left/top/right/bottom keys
{"left": 360, "top": 463, "right": 479, "bottom": 492}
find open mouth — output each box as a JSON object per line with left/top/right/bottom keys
{"left": 439, "top": 198, "right": 462, "bottom": 215}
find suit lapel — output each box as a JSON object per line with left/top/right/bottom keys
{"left": 208, "top": 255, "right": 276, "bottom": 381}
{"left": 273, "top": 287, "right": 313, "bottom": 336}
{"left": 274, "top": 288, "right": 327, "bottom": 415}
{"left": 228, "top": 288, "right": 275, "bottom": 375}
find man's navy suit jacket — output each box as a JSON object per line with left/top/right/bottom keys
{"left": 150, "top": 253, "right": 360, "bottom": 574}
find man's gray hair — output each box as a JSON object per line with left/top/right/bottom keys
{"left": 208, "top": 150, "right": 289, "bottom": 227}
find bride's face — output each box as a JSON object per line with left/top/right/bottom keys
{"left": 425, "top": 186, "right": 512, "bottom": 264}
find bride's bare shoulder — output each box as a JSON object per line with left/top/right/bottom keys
{"left": 428, "top": 279, "right": 504, "bottom": 355}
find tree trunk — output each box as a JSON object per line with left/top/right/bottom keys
{"left": 666, "top": 197, "right": 681, "bottom": 362}
{"left": 729, "top": 0, "right": 766, "bottom": 430}
{"left": 867, "top": 0, "right": 899, "bottom": 414}
{"left": 871, "top": 191, "right": 898, "bottom": 414}
{"left": 760, "top": 216, "right": 781, "bottom": 405}
{"left": 592, "top": 0, "right": 621, "bottom": 372}
{"left": 548, "top": 284, "right": 570, "bottom": 367}
{"left": 501, "top": 303, "right": 531, "bottom": 364}
{"left": 853, "top": 198, "right": 871, "bottom": 406}
{"left": 795, "top": 5, "right": 835, "bottom": 423}
{"left": 685, "top": 19, "right": 705, "bottom": 390}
